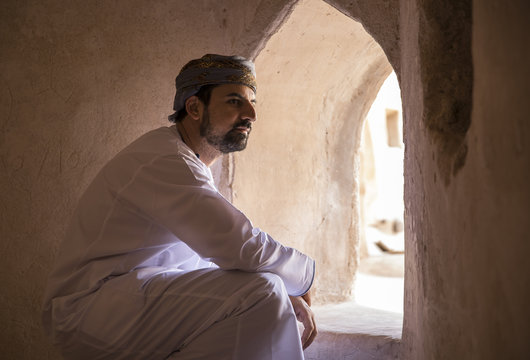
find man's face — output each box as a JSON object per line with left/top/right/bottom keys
{"left": 199, "top": 84, "right": 257, "bottom": 153}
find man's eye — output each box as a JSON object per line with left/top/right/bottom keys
{"left": 228, "top": 99, "right": 241, "bottom": 105}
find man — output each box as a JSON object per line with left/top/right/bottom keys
{"left": 43, "top": 54, "right": 316, "bottom": 360}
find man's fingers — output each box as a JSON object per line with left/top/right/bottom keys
{"left": 290, "top": 295, "right": 318, "bottom": 349}
{"left": 299, "top": 307, "right": 317, "bottom": 349}
{"left": 303, "top": 323, "right": 317, "bottom": 349}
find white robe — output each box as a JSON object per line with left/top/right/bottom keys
{"left": 42, "top": 126, "right": 315, "bottom": 359}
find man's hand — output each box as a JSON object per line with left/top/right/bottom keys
{"left": 289, "top": 291, "right": 317, "bottom": 349}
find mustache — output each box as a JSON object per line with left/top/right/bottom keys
{"left": 233, "top": 120, "right": 252, "bottom": 130}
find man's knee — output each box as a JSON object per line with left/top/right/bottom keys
{"left": 246, "top": 272, "right": 287, "bottom": 296}
{"left": 238, "top": 272, "right": 292, "bottom": 314}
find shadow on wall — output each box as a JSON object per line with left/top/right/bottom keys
{"left": 231, "top": 0, "right": 394, "bottom": 304}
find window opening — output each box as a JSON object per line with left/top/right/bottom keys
{"left": 386, "top": 109, "right": 401, "bottom": 148}
{"left": 357, "top": 71, "right": 404, "bottom": 314}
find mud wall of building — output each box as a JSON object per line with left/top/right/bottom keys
{"left": 231, "top": 0, "right": 392, "bottom": 303}
{"left": 0, "top": 1, "right": 296, "bottom": 358}
{"left": 3, "top": 0, "right": 529, "bottom": 359}
{"left": 398, "top": 0, "right": 530, "bottom": 359}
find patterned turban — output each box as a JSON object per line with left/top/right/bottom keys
{"left": 172, "top": 54, "right": 257, "bottom": 113}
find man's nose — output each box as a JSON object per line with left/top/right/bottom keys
{"left": 242, "top": 101, "right": 257, "bottom": 122}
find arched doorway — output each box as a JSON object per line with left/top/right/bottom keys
{"left": 233, "top": 0, "right": 394, "bottom": 305}
{"left": 231, "top": 0, "right": 401, "bottom": 357}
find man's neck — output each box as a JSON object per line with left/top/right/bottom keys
{"left": 175, "top": 122, "right": 221, "bottom": 167}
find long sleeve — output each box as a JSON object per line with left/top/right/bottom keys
{"left": 115, "top": 153, "right": 314, "bottom": 296}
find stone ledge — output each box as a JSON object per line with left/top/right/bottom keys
{"left": 303, "top": 302, "right": 402, "bottom": 360}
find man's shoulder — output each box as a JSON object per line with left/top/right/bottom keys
{"left": 122, "top": 126, "right": 178, "bottom": 153}
{"left": 105, "top": 126, "right": 214, "bottom": 188}
{"left": 110, "top": 126, "right": 186, "bottom": 164}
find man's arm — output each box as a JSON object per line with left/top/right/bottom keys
{"left": 118, "top": 154, "right": 315, "bottom": 296}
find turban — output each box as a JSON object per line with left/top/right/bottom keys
{"left": 172, "top": 54, "right": 257, "bottom": 113}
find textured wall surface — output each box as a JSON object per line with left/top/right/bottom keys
{"left": 3, "top": 0, "right": 529, "bottom": 358}
{"left": 400, "top": 0, "right": 530, "bottom": 359}
{"left": 324, "top": 0, "right": 400, "bottom": 74}
{"left": 0, "top": 0, "right": 294, "bottom": 358}
{"left": 232, "top": 0, "right": 392, "bottom": 303}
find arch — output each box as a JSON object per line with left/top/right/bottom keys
{"left": 4, "top": 0, "right": 502, "bottom": 358}
{"left": 231, "top": 0, "right": 394, "bottom": 303}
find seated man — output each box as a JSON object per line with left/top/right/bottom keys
{"left": 42, "top": 54, "right": 317, "bottom": 360}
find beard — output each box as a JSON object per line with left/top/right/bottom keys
{"left": 199, "top": 108, "right": 251, "bottom": 153}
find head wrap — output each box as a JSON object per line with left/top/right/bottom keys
{"left": 172, "top": 54, "right": 257, "bottom": 113}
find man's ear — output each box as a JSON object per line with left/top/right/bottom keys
{"left": 185, "top": 96, "right": 202, "bottom": 121}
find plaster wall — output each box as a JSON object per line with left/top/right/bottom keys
{"left": 0, "top": 1, "right": 296, "bottom": 358}
{"left": 323, "top": 0, "right": 529, "bottom": 358}
{"left": 231, "top": 0, "right": 392, "bottom": 303}
{"left": 400, "top": 0, "right": 530, "bottom": 359}
{"left": 3, "top": 0, "right": 529, "bottom": 358}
